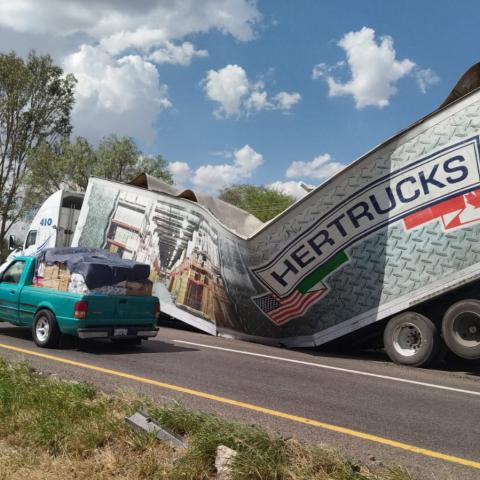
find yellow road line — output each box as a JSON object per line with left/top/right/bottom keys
{"left": 0, "top": 342, "right": 479, "bottom": 470}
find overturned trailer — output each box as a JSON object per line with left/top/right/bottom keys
{"left": 14, "top": 63, "right": 480, "bottom": 366}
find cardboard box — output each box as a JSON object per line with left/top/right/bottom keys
{"left": 43, "top": 264, "right": 60, "bottom": 279}
{"left": 42, "top": 277, "right": 70, "bottom": 291}
{"left": 42, "top": 263, "right": 68, "bottom": 280}
{"left": 40, "top": 266, "right": 70, "bottom": 291}
{"left": 126, "top": 280, "right": 153, "bottom": 296}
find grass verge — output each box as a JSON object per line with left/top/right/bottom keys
{"left": 0, "top": 358, "right": 412, "bottom": 479}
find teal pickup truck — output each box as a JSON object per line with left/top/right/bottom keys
{"left": 0, "top": 256, "right": 159, "bottom": 347}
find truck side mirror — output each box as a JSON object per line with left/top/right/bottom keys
{"left": 8, "top": 235, "right": 15, "bottom": 251}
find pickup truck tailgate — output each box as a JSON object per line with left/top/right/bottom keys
{"left": 84, "top": 296, "right": 157, "bottom": 326}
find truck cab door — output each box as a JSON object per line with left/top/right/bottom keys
{"left": 0, "top": 260, "right": 26, "bottom": 325}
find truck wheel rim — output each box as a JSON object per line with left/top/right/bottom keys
{"left": 392, "top": 322, "right": 422, "bottom": 357}
{"left": 36, "top": 317, "right": 50, "bottom": 342}
{"left": 452, "top": 311, "right": 480, "bottom": 348}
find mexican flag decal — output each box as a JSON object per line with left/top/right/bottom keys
{"left": 404, "top": 188, "right": 480, "bottom": 231}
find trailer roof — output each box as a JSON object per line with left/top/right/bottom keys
{"left": 438, "top": 62, "right": 480, "bottom": 109}
{"left": 129, "top": 173, "right": 264, "bottom": 237}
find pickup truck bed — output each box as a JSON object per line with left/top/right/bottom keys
{"left": 0, "top": 256, "right": 159, "bottom": 347}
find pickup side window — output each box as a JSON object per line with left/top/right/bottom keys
{"left": 24, "top": 230, "right": 37, "bottom": 249}
{"left": 2, "top": 261, "right": 25, "bottom": 284}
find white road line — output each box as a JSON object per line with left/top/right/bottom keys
{"left": 173, "top": 339, "right": 480, "bottom": 397}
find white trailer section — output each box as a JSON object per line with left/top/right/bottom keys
{"left": 9, "top": 190, "right": 84, "bottom": 258}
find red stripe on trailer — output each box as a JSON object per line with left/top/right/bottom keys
{"left": 404, "top": 194, "right": 466, "bottom": 230}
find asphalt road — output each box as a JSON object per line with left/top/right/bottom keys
{"left": 0, "top": 323, "right": 479, "bottom": 480}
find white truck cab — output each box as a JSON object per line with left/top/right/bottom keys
{"left": 8, "top": 190, "right": 84, "bottom": 260}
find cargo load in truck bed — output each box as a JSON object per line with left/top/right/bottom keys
{"left": 35, "top": 247, "right": 152, "bottom": 296}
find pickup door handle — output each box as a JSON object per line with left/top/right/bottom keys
{"left": 9, "top": 290, "right": 15, "bottom": 294}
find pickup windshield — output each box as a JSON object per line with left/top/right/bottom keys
{"left": 2, "top": 260, "right": 25, "bottom": 284}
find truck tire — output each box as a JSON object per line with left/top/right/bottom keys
{"left": 32, "top": 309, "right": 61, "bottom": 348}
{"left": 383, "top": 312, "right": 440, "bottom": 367}
{"left": 442, "top": 299, "right": 480, "bottom": 359}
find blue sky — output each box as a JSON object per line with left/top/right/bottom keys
{"left": 0, "top": 0, "right": 479, "bottom": 198}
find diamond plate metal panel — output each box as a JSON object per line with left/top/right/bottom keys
{"left": 242, "top": 95, "right": 480, "bottom": 341}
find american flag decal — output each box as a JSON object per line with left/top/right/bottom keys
{"left": 253, "top": 284, "right": 327, "bottom": 325}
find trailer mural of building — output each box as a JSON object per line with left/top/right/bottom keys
{"left": 74, "top": 187, "right": 238, "bottom": 333}
{"left": 167, "top": 225, "right": 236, "bottom": 328}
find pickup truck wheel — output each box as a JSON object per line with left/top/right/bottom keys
{"left": 383, "top": 312, "right": 440, "bottom": 367}
{"left": 442, "top": 299, "right": 480, "bottom": 359}
{"left": 33, "top": 310, "right": 61, "bottom": 348}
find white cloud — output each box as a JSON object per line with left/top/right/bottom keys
{"left": 245, "top": 90, "right": 270, "bottom": 111}
{"left": 312, "top": 61, "right": 345, "bottom": 80}
{"left": 415, "top": 67, "right": 440, "bottom": 94}
{"left": 0, "top": 0, "right": 262, "bottom": 142}
{"left": 267, "top": 181, "right": 309, "bottom": 200}
{"left": 233, "top": 143, "right": 263, "bottom": 170}
{"left": 313, "top": 27, "right": 415, "bottom": 108}
{"left": 169, "top": 161, "right": 193, "bottom": 187}
{"left": 0, "top": 0, "right": 262, "bottom": 44}
{"left": 173, "top": 148, "right": 328, "bottom": 200}
{"left": 193, "top": 164, "right": 240, "bottom": 190}
{"left": 203, "top": 64, "right": 301, "bottom": 118}
{"left": 286, "top": 153, "right": 345, "bottom": 180}
{"left": 193, "top": 144, "right": 263, "bottom": 191}
{"left": 64, "top": 45, "right": 171, "bottom": 142}
{"left": 273, "top": 91, "right": 302, "bottom": 111}
{"left": 312, "top": 62, "right": 329, "bottom": 80}
{"left": 203, "top": 64, "right": 251, "bottom": 118}
{"left": 100, "top": 27, "right": 169, "bottom": 55}
{"left": 148, "top": 41, "right": 208, "bottom": 66}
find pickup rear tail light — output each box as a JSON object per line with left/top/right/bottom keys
{"left": 74, "top": 300, "right": 88, "bottom": 319}
{"left": 154, "top": 301, "right": 160, "bottom": 319}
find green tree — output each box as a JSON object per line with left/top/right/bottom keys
{"left": 218, "top": 184, "right": 296, "bottom": 222}
{"left": 26, "top": 134, "right": 173, "bottom": 199}
{"left": 95, "top": 134, "right": 173, "bottom": 185}
{"left": 0, "top": 51, "right": 75, "bottom": 256}
{"left": 135, "top": 153, "right": 173, "bottom": 184}
{"left": 26, "top": 137, "right": 95, "bottom": 198}
{"left": 94, "top": 134, "right": 141, "bottom": 182}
